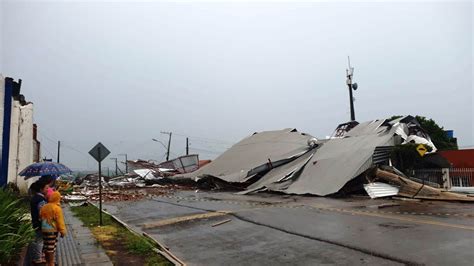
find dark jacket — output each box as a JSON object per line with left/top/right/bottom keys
{"left": 30, "top": 193, "right": 47, "bottom": 230}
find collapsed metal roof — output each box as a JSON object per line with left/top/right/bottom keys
{"left": 243, "top": 119, "right": 398, "bottom": 195}
{"left": 176, "top": 116, "right": 437, "bottom": 196}
{"left": 179, "top": 128, "right": 314, "bottom": 183}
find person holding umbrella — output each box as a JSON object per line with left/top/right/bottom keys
{"left": 38, "top": 175, "right": 57, "bottom": 198}
{"left": 21, "top": 162, "right": 72, "bottom": 265}
{"left": 29, "top": 179, "right": 50, "bottom": 265}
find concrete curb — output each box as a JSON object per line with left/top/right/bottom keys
{"left": 88, "top": 201, "right": 186, "bottom": 266}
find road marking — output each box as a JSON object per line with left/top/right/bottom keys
{"left": 304, "top": 203, "right": 474, "bottom": 231}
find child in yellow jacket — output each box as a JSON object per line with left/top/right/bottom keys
{"left": 39, "top": 191, "right": 66, "bottom": 266}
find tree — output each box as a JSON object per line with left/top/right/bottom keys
{"left": 389, "top": 115, "right": 458, "bottom": 151}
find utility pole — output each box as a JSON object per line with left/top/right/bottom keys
{"left": 346, "top": 56, "right": 358, "bottom": 121}
{"left": 186, "top": 138, "right": 189, "bottom": 155}
{"left": 152, "top": 138, "right": 168, "bottom": 161}
{"left": 57, "top": 141, "right": 61, "bottom": 163}
{"left": 98, "top": 147, "right": 102, "bottom": 226}
{"left": 119, "top": 154, "right": 128, "bottom": 174}
{"left": 110, "top": 157, "right": 118, "bottom": 176}
{"left": 161, "top": 131, "right": 172, "bottom": 161}
{"left": 107, "top": 167, "right": 110, "bottom": 177}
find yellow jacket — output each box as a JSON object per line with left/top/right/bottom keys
{"left": 39, "top": 191, "right": 66, "bottom": 236}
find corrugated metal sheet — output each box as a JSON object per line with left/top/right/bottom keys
{"left": 364, "top": 182, "right": 399, "bottom": 199}
{"left": 372, "top": 146, "right": 393, "bottom": 165}
{"left": 173, "top": 154, "right": 199, "bottom": 173}
{"left": 178, "top": 128, "right": 314, "bottom": 183}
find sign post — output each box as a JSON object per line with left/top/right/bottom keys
{"left": 88, "top": 142, "right": 110, "bottom": 226}
{"left": 416, "top": 144, "right": 428, "bottom": 157}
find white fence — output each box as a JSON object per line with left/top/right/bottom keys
{"left": 413, "top": 168, "right": 474, "bottom": 190}
{"left": 413, "top": 169, "right": 444, "bottom": 188}
{"left": 449, "top": 168, "right": 474, "bottom": 188}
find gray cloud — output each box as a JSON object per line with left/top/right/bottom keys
{"left": 1, "top": 1, "right": 472, "bottom": 170}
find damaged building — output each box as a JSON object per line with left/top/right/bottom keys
{"left": 0, "top": 76, "right": 41, "bottom": 193}
{"left": 175, "top": 116, "right": 472, "bottom": 201}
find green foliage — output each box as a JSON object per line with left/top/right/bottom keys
{"left": 0, "top": 188, "right": 35, "bottom": 264}
{"left": 390, "top": 143, "right": 431, "bottom": 175}
{"left": 388, "top": 115, "right": 458, "bottom": 150}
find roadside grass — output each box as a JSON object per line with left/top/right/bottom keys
{"left": 71, "top": 204, "right": 172, "bottom": 266}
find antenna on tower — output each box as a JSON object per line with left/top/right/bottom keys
{"left": 346, "top": 56, "right": 354, "bottom": 77}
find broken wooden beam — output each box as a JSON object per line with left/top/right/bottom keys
{"left": 374, "top": 169, "right": 474, "bottom": 202}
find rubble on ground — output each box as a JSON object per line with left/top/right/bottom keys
{"left": 64, "top": 183, "right": 191, "bottom": 203}
{"left": 59, "top": 116, "right": 471, "bottom": 203}
{"left": 59, "top": 168, "right": 193, "bottom": 204}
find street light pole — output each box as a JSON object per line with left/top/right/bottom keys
{"left": 152, "top": 138, "right": 168, "bottom": 161}
{"left": 186, "top": 137, "right": 189, "bottom": 155}
{"left": 118, "top": 154, "right": 128, "bottom": 174}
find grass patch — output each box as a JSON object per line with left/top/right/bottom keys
{"left": 71, "top": 204, "right": 172, "bottom": 266}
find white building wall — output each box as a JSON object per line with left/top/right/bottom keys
{"left": 18, "top": 104, "right": 34, "bottom": 192}
{"left": 7, "top": 101, "right": 35, "bottom": 193}
{"left": 0, "top": 76, "right": 4, "bottom": 155}
{"left": 7, "top": 100, "right": 19, "bottom": 182}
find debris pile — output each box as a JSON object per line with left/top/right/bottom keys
{"left": 61, "top": 168, "right": 194, "bottom": 204}
{"left": 173, "top": 116, "right": 473, "bottom": 202}
{"left": 369, "top": 168, "right": 473, "bottom": 201}
{"left": 65, "top": 183, "right": 190, "bottom": 203}
{"left": 127, "top": 154, "right": 202, "bottom": 174}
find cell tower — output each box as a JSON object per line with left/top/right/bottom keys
{"left": 346, "top": 56, "right": 358, "bottom": 121}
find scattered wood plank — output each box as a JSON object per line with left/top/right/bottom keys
{"left": 392, "top": 197, "right": 421, "bottom": 202}
{"left": 367, "top": 203, "right": 400, "bottom": 209}
{"left": 211, "top": 219, "right": 231, "bottom": 227}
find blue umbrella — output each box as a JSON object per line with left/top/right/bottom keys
{"left": 20, "top": 162, "right": 72, "bottom": 179}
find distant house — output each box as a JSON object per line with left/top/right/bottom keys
{"left": 439, "top": 149, "right": 474, "bottom": 168}
{"left": 439, "top": 149, "right": 474, "bottom": 188}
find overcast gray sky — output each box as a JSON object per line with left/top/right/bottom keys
{"left": 1, "top": 0, "right": 472, "bottom": 171}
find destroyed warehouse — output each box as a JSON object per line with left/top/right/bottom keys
{"left": 172, "top": 116, "right": 472, "bottom": 201}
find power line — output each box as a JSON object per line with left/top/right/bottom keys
{"left": 41, "top": 145, "right": 55, "bottom": 159}
{"left": 172, "top": 132, "right": 235, "bottom": 145}
{"left": 124, "top": 139, "right": 155, "bottom": 154}
{"left": 61, "top": 143, "right": 90, "bottom": 158}
{"left": 190, "top": 147, "right": 225, "bottom": 155}
{"left": 38, "top": 126, "right": 60, "bottom": 141}
{"left": 38, "top": 132, "right": 57, "bottom": 144}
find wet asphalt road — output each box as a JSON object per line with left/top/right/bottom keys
{"left": 103, "top": 191, "right": 474, "bottom": 266}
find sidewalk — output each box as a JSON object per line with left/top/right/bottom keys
{"left": 24, "top": 205, "right": 113, "bottom": 266}
{"left": 59, "top": 206, "right": 113, "bottom": 266}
